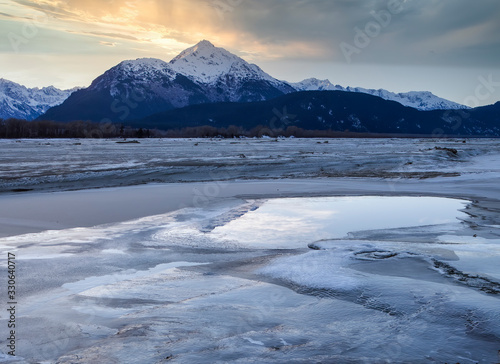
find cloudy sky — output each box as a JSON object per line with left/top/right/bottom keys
{"left": 1, "top": 0, "right": 499, "bottom": 106}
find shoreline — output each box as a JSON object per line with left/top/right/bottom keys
{"left": 1, "top": 177, "right": 498, "bottom": 238}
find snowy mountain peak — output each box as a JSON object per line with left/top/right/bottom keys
{"left": 171, "top": 40, "right": 227, "bottom": 65}
{"left": 170, "top": 40, "right": 276, "bottom": 85}
{"left": 194, "top": 39, "right": 216, "bottom": 50}
{"left": 291, "top": 77, "right": 468, "bottom": 111}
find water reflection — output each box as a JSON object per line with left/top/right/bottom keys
{"left": 211, "top": 196, "right": 469, "bottom": 248}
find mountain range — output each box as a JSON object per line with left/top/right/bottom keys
{"left": 0, "top": 79, "right": 78, "bottom": 120}
{"left": 1, "top": 40, "right": 474, "bottom": 125}
{"left": 290, "top": 79, "right": 467, "bottom": 111}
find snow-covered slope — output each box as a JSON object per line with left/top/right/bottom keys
{"left": 94, "top": 58, "right": 177, "bottom": 98}
{"left": 170, "top": 40, "right": 294, "bottom": 101}
{"left": 0, "top": 79, "right": 78, "bottom": 120}
{"left": 291, "top": 78, "right": 468, "bottom": 111}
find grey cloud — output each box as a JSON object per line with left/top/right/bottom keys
{"left": 222, "top": 0, "right": 500, "bottom": 67}
{"left": 12, "top": 0, "right": 87, "bottom": 20}
{"left": 0, "top": 11, "right": 17, "bottom": 18}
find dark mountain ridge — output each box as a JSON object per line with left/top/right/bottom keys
{"left": 130, "top": 91, "right": 500, "bottom": 136}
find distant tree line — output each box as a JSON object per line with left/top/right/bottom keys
{"left": 156, "top": 125, "right": 406, "bottom": 138}
{"left": 0, "top": 118, "right": 414, "bottom": 139}
{"left": 0, "top": 118, "right": 156, "bottom": 139}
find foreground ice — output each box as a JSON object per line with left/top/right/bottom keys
{"left": 1, "top": 194, "right": 499, "bottom": 363}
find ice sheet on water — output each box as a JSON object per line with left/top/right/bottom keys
{"left": 258, "top": 249, "right": 364, "bottom": 290}
{"left": 63, "top": 261, "right": 207, "bottom": 296}
{"left": 437, "top": 235, "right": 500, "bottom": 281}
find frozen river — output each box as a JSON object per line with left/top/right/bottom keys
{"left": 0, "top": 138, "right": 500, "bottom": 363}
{"left": 0, "top": 137, "right": 499, "bottom": 194}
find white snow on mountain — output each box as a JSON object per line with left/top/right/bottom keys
{"left": 170, "top": 40, "right": 278, "bottom": 85}
{"left": 291, "top": 78, "right": 344, "bottom": 92}
{"left": 291, "top": 78, "right": 468, "bottom": 111}
{"left": 97, "top": 58, "right": 177, "bottom": 97}
{"left": 119, "top": 58, "right": 173, "bottom": 75}
{"left": 0, "top": 78, "right": 78, "bottom": 120}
